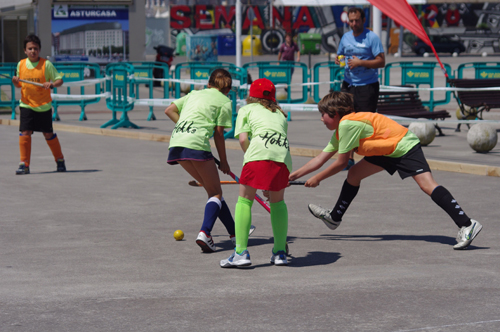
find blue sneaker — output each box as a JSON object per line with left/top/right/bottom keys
{"left": 270, "top": 250, "right": 288, "bottom": 266}
{"left": 16, "top": 162, "right": 30, "bottom": 175}
{"left": 220, "top": 250, "right": 251, "bottom": 268}
{"left": 343, "top": 158, "right": 355, "bottom": 171}
{"left": 56, "top": 159, "right": 66, "bottom": 172}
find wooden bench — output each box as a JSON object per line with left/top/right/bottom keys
{"left": 376, "top": 89, "right": 451, "bottom": 135}
{"left": 448, "top": 78, "right": 500, "bottom": 131}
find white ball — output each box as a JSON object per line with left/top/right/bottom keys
{"left": 394, "top": 52, "right": 400, "bottom": 58}
{"left": 467, "top": 123, "right": 498, "bottom": 153}
{"left": 409, "top": 121, "right": 436, "bottom": 146}
{"left": 180, "top": 83, "right": 191, "bottom": 94}
{"left": 276, "top": 91, "right": 288, "bottom": 101}
{"left": 423, "top": 52, "right": 429, "bottom": 57}
{"left": 482, "top": 52, "right": 488, "bottom": 57}
{"left": 452, "top": 52, "right": 458, "bottom": 57}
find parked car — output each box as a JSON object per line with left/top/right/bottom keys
{"left": 412, "top": 35, "right": 466, "bottom": 56}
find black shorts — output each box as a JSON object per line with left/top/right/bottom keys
{"left": 19, "top": 107, "right": 53, "bottom": 133}
{"left": 364, "top": 143, "right": 431, "bottom": 179}
{"left": 167, "top": 147, "right": 214, "bottom": 165}
{"left": 341, "top": 81, "right": 379, "bottom": 113}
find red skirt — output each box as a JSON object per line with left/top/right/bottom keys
{"left": 239, "top": 160, "right": 290, "bottom": 191}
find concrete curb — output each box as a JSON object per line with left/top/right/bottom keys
{"left": 2, "top": 118, "right": 499, "bottom": 177}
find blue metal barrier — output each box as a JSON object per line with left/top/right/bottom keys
{"left": 455, "top": 62, "right": 500, "bottom": 79}
{"left": 129, "top": 61, "right": 171, "bottom": 121}
{"left": 384, "top": 61, "right": 453, "bottom": 111}
{"left": 173, "top": 61, "right": 247, "bottom": 99}
{"left": 312, "top": 62, "right": 344, "bottom": 103}
{"left": 101, "top": 63, "right": 138, "bottom": 129}
{"left": 52, "top": 62, "right": 102, "bottom": 121}
{"left": 242, "top": 61, "right": 309, "bottom": 104}
{"left": 0, "top": 63, "right": 19, "bottom": 120}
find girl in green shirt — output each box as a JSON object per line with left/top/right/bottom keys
{"left": 165, "top": 69, "right": 238, "bottom": 253}
{"left": 220, "top": 78, "right": 292, "bottom": 268}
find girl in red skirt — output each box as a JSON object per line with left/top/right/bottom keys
{"left": 220, "top": 78, "right": 292, "bottom": 268}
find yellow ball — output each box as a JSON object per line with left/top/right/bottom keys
{"left": 173, "top": 230, "right": 184, "bottom": 241}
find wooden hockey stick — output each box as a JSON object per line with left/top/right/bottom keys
{"left": 0, "top": 73, "right": 53, "bottom": 89}
{"left": 189, "top": 180, "right": 306, "bottom": 187}
{"left": 188, "top": 180, "right": 238, "bottom": 187}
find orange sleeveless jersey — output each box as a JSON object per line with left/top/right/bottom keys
{"left": 337, "top": 112, "right": 409, "bottom": 156}
{"left": 19, "top": 58, "right": 52, "bottom": 108}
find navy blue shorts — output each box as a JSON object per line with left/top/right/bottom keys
{"left": 364, "top": 143, "right": 431, "bottom": 179}
{"left": 167, "top": 147, "right": 214, "bottom": 165}
{"left": 19, "top": 107, "right": 53, "bottom": 133}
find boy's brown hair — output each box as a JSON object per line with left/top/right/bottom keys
{"left": 24, "top": 34, "right": 41, "bottom": 49}
{"left": 318, "top": 91, "right": 355, "bottom": 119}
{"left": 209, "top": 68, "right": 232, "bottom": 95}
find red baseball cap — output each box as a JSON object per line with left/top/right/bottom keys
{"left": 249, "top": 78, "right": 276, "bottom": 103}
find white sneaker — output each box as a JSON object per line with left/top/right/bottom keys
{"left": 230, "top": 225, "right": 256, "bottom": 246}
{"left": 220, "top": 250, "right": 251, "bottom": 268}
{"left": 196, "top": 232, "right": 216, "bottom": 253}
{"left": 308, "top": 204, "right": 341, "bottom": 230}
{"left": 454, "top": 219, "right": 482, "bottom": 250}
{"left": 270, "top": 250, "right": 288, "bottom": 266}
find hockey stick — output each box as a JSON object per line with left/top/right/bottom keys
{"left": 189, "top": 180, "right": 306, "bottom": 187}
{"left": 213, "top": 158, "right": 270, "bottom": 213}
{"left": 0, "top": 73, "right": 53, "bottom": 89}
{"left": 189, "top": 180, "right": 238, "bottom": 187}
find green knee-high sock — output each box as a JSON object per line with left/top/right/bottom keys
{"left": 270, "top": 200, "right": 288, "bottom": 253}
{"left": 235, "top": 196, "right": 253, "bottom": 254}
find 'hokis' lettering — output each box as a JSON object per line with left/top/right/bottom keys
{"left": 259, "top": 132, "right": 289, "bottom": 150}
{"left": 173, "top": 121, "right": 197, "bottom": 136}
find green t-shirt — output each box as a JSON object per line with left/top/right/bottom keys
{"left": 17, "top": 58, "right": 63, "bottom": 112}
{"left": 323, "top": 119, "right": 420, "bottom": 157}
{"left": 169, "top": 88, "right": 232, "bottom": 152}
{"left": 235, "top": 103, "right": 292, "bottom": 172}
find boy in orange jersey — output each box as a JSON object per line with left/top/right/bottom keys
{"left": 289, "top": 92, "right": 482, "bottom": 250}
{"left": 12, "top": 34, "right": 65, "bottom": 175}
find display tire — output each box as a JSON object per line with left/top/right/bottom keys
{"left": 321, "top": 30, "right": 340, "bottom": 53}
{"left": 261, "top": 29, "right": 284, "bottom": 54}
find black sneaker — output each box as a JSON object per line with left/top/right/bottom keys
{"left": 56, "top": 159, "right": 66, "bottom": 172}
{"left": 16, "top": 163, "right": 30, "bottom": 175}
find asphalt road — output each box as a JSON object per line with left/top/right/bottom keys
{"left": 1, "top": 120, "right": 499, "bottom": 331}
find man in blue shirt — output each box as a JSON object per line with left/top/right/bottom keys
{"left": 335, "top": 7, "right": 385, "bottom": 168}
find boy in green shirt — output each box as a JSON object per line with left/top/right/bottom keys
{"left": 290, "top": 92, "right": 482, "bottom": 250}
{"left": 12, "top": 34, "right": 65, "bottom": 175}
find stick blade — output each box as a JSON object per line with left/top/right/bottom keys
{"left": 289, "top": 181, "right": 306, "bottom": 185}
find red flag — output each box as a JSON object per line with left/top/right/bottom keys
{"left": 368, "top": 0, "right": 449, "bottom": 78}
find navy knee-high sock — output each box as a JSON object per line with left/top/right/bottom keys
{"left": 218, "top": 198, "right": 236, "bottom": 236}
{"left": 331, "top": 180, "right": 360, "bottom": 222}
{"left": 431, "top": 186, "right": 471, "bottom": 228}
{"left": 200, "top": 197, "right": 221, "bottom": 236}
